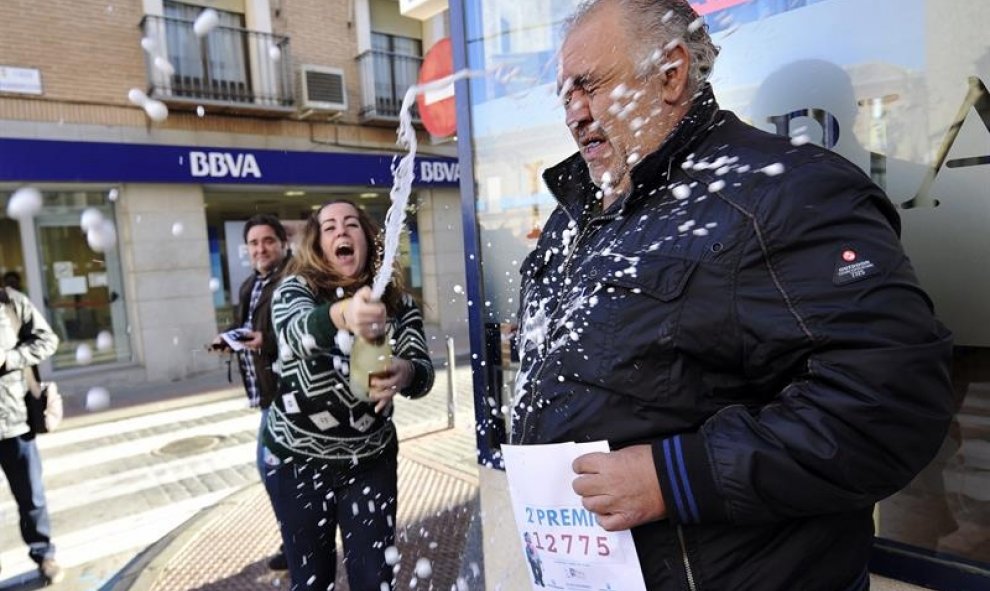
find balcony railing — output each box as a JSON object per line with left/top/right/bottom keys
{"left": 139, "top": 15, "right": 293, "bottom": 109}
{"left": 357, "top": 49, "right": 422, "bottom": 121}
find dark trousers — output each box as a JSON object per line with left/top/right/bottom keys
{"left": 257, "top": 408, "right": 283, "bottom": 557}
{"left": 0, "top": 433, "right": 54, "bottom": 564}
{"left": 256, "top": 407, "right": 269, "bottom": 479}
{"left": 264, "top": 445, "right": 397, "bottom": 591}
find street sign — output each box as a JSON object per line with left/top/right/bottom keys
{"left": 416, "top": 38, "right": 456, "bottom": 138}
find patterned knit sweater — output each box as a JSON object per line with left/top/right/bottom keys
{"left": 262, "top": 274, "right": 434, "bottom": 464}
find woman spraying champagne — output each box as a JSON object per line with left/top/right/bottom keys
{"left": 263, "top": 200, "right": 434, "bottom": 590}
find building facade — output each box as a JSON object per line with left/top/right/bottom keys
{"left": 1, "top": 0, "right": 468, "bottom": 391}
{"left": 448, "top": 0, "right": 990, "bottom": 589}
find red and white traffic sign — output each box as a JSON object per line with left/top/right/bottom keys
{"left": 416, "top": 38, "right": 456, "bottom": 138}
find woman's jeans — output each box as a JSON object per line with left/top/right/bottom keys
{"left": 0, "top": 433, "right": 55, "bottom": 564}
{"left": 263, "top": 444, "right": 397, "bottom": 591}
{"left": 256, "top": 407, "right": 269, "bottom": 479}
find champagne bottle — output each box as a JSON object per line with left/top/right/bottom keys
{"left": 349, "top": 334, "right": 392, "bottom": 402}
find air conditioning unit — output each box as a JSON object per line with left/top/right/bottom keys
{"left": 298, "top": 65, "right": 348, "bottom": 112}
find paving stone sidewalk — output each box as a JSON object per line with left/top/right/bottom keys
{"left": 103, "top": 425, "right": 483, "bottom": 591}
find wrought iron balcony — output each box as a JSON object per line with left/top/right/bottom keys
{"left": 357, "top": 49, "right": 422, "bottom": 122}
{"left": 138, "top": 15, "right": 293, "bottom": 111}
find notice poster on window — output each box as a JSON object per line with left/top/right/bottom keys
{"left": 53, "top": 261, "right": 73, "bottom": 279}
{"left": 88, "top": 272, "right": 108, "bottom": 288}
{"left": 58, "top": 276, "right": 87, "bottom": 296}
{"left": 502, "top": 442, "right": 647, "bottom": 591}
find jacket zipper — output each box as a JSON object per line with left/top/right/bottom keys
{"left": 677, "top": 525, "right": 698, "bottom": 591}
{"left": 515, "top": 209, "right": 617, "bottom": 443}
{"left": 560, "top": 211, "right": 617, "bottom": 276}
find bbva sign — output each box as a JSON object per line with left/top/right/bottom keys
{"left": 419, "top": 161, "right": 459, "bottom": 183}
{"left": 190, "top": 151, "right": 262, "bottom": 178}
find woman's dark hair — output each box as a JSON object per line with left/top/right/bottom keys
{"left": 243, "top": 213, "right": 288, "bottom": 243}
{"left": 284, "top": 199, "right": 407, "bottom": 313}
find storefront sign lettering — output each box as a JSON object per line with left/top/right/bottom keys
{"left": 769, "top": 76, "right": 989, "bottom": 210}
{"left": 189, "top": 151, "right": 263, "bottom": 179}
{"left": 901, "top": 76, "right": 989, "bottom": 209}
{"left": 0, "top": 140, "right": 458, "bottom": 187}
{"left": 419, "top": 161, "right": 459, "bottom": 183}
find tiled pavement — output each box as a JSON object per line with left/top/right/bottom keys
{"left": 103, "top": 364, "right": 484, "bottom": 591}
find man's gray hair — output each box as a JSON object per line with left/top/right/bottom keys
{"left": 563, "top": 0, "right": 719, "bottom": 92}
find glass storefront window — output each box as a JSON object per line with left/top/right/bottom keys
{"left": 458, "top": 0, "right": 990, "bottom": 584}
{"left": 35, "top": 192, "right": 131, "bottom": 369}
{"left": 2, "top": 189, "right": 131, "bottom": 369}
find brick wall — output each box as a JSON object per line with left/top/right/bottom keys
{"left": 0, "top": 0, "right": 147, "bottom": 106}
{"left": 0, "top": 0, "right": 424, "bottom": 150}
{"left": 275, "top": 0, "right": 364, "bottom": 119}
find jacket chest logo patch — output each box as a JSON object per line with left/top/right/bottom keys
{"left": 833, "top": 247, "right": 879, "bottom": 285}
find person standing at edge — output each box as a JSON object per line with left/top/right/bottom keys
{"left": 2, "top": 272, "right": 23, "bottom": 293}
{"left": 512, "top": 1, "right": 955, "bottom": 589}
{"left": 211, "top": 213, "right": 290, "bottom": 570}
{"left": 263, "top": 200, "right": 434, "bottom": 591}
{"left": 0, "top": 277, "right": 63, "bottom": 584}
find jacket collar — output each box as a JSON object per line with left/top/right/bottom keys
{"left": 543, "top": 84, "right": 721, "bottom": 222}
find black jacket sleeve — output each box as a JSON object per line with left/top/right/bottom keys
{"left": 656, "top": 154, "right": 954, "bottom": 525}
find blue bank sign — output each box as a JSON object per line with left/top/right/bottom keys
{"left": 0, "top": 138, "right": 460, "bottom": 187}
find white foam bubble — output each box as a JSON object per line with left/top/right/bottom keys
{"left": 96, "top": 330, "right": 114, "bottom": 352}
{"left": 193, "top": 8, "right": 220, "bottom": 37}
{"left": 761, "top": 163, "right": 786, "bottom": 176}
{"left": 335, "top": 330, "right": 353, "bottom": 354}
{"left": 87, "top": 219, "right": 118, "bottom": 252}
{"left": 143, "top": 100, "right": 169, "bottom": 122}
{"left": 415, "top": 557, "right": 433, "bottom": 579}
{"left": 80, "top": 208, "right": 104, "bottom": 231}
{"left": 7, "top": 187, "right": 43, "bottom": 219}
{"left": 85, "top": 387, "right": 111, "bottom": 411}
{"left": 384, "top": 546, "right": 400, "bottom": 566}
{"left": 76, "top": 344, "right": 93, "bottom": 365}
{"left": 153, "top": 56, "right": 175, "bottom": 76}
{"left": 127, "top": 88, "right": 148, "bottom": 107}
{"left": 609, "top": 83, "right": 628, "bottom": 100}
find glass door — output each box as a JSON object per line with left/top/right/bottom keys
{"left": 0, "top": 216, "right": 26, "bottom": 294}
{"left": 35, "top": 209, "right": 130, "bottom": 369}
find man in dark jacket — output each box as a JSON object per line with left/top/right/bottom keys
{"left": 212, "top": 213, "right": 290, "bottom": 570}
{"left": 513, "top": 1, "right": 955, "bottom": 589}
